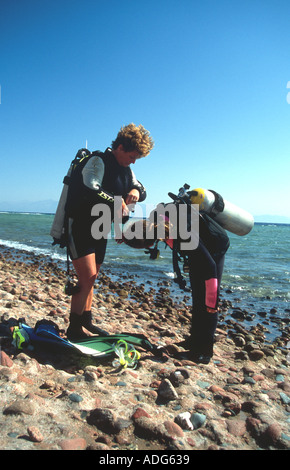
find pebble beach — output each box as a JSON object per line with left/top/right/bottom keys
{"left": 0, "top": 247, "right": 290, "bottom": 452}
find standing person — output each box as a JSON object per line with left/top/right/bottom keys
{"left": 65, "top": 123, "right": 154, "bottom": 340}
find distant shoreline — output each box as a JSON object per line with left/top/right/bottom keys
{"left": 0, "top": 210, "right": 290, "bottom": 226}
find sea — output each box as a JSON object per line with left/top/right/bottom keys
{"left": 0, "top": 211, "right": 289, "bottom": 339}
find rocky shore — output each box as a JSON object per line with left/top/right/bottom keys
{"left": 0, "top": 247, "right": 289, "bottom": 451}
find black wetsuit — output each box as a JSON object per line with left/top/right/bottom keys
{"left": 66, "top": 147, "right": 146, "bottom": 263}
{"left": 186, "top": 213, "right": 230, "bottom": 358}
{"left": 158, "top": 204, "right": 230, "bottom": 359}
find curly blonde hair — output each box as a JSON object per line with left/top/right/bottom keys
{"left": 112, "top": 123, "right": 154, "bottom": 156}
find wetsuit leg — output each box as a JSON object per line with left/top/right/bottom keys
{"left": 67, "top": 217, "right": 107, "bottom": 262}
{"left": 187, "top": 241, "right": 225, "bottom": 358}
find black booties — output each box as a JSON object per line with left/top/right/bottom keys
{"left": 177, "top": 309, "right": 218, "bottom": 364}
{"left": 191, "top": 309, "right": 218, "bottom": 358}
{"left": 66, "top": 312, "right": 89, "bottom": 341}
{"left": 81, "top": 310, "right": 108, "bottom": 336}
{"left": 66, "top": 311, "right": 107, "bottom": 341}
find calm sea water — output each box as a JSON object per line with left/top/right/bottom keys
{"left": 0, "top": 212, "right": 289, "bottom": 321}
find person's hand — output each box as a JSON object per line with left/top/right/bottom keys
{"left": 125, "top": 189, "right": 140, "bottom": 206}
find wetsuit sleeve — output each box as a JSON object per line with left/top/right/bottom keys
{"left": 130, "top": 169, "right": 147, "bottom": 202}
{"left": 82, "top": 155, "right": 115, "bottom": 206}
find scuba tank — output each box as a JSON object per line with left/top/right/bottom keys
{"left": 50, "top": 164, "right": 72, "bottom": 246}
{"left": 50, "top": 148, "right": 91, "bottom": 246}
{"left": 121, "top": 184, "right": 254, "bottom": 291}
{"left": 188, "top": 187, "right": 254, "bottom": 236}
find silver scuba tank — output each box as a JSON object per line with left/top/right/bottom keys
{"left": 50, "top": 148, "right": 91, "bottom": 244}
{"left": 189, "top": 188, "right": 254, "bottom": 236}
{"left": 50, "top": 162, "right": 73, "bottom": 244}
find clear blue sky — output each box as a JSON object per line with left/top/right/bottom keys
{"left": 1, "top": 0, "right": 290, "bottom": 221}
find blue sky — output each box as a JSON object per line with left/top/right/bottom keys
{"left": 1, "top": 0, "right": 290, "bottom": 222}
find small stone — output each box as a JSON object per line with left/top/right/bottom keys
{"left": 263, "top": 423, "right": 282, "bottom": 445}
{"left": 187, "top": 437, "right": 196, "bottom": 447}
{"left": 281, "top": 433, "right": 290, "bottom": 443}
{"left": 59, "top": 438, "right": 87, "bottom": 450}
{"left": 261, "top": 368, "right": 275, "bottom": 379}
{"left": 244, "top": 376, "right": 256, "bottom": 385}
{"left": 117, "top": 289, "right": 128, "bottom": 298}
{"left": 91, "top": 442, "right": 111, "bottom": 450}
{"left": 0, "top": 350, "right": 13, "bottom": 367}
{"left": 133, "top": 416, "right": 161, "bottom": 440}
{"left": 276, "top": 374, "right": 284, "bottom": 382}
{"left": 190, "top": 413, "right": 206, "bottom": 429}
{"left": 280, "top": 392, "right": 290, "bottom": 405}
{"left": 132, "top": 408, "right": 151, "bottom": 420}
{"left": 174, "top": 412, "right": 193, "bottom": 430}
{"left": 224, "top": 396, "right": 242, "bottom": 413}
{"left": 163, "top": 420, "right": 184, "bottom": 437}
{"left": 84, "top": 371, "right": 98, "bottom": 382}
{"left": 234, "top": 335, "right": 246, "bottom": 347}
{"left": 248, "top": 350, "right": 265, "bottom": 361}
{"left": 196, "top": 380, "right": 210, "bottom": 389}
{"left": 157, "top": 379, "right": 178, "bottom": 401}
{"left": 27, "top": 426, "right": 44, "bottom": 443}
{"left": 68, "top": 393, "right": 83, "bottom": 403}
{"left": 41, "top": 379, "right": 56, "bottom": 390}
{"left": 235, "top": 350, "right": 249, "bottom": 360}
{"left": 226, "top": 419, "right": 247, "bottom": 437}
{"left": 116, "top": 418, "right": 132, "bottom": 431}
{"left": 275, "top": 368, "right": 288, "bottom": 375}
{"left": 252, "top": 374, "right": 264, "bottom": 382}
{"left": 87, "top": 408, "right": 131, "bottom": 434}
{"left": 246, "top": 416, "right": 262, "bottom": 434}
{"left": 8, "top": 432, "right": 19, "bottom": 438}
{"left": 195, "top": 403, "right": 213, "bottom": 411}
{"left": 87, "top": 408, "right": 115, "bottom": 433}
{"left": 3, "top": 399, "right": 35, "bottom": 416}
{"left": 169, "top": 370, "right": 185, "bottom": 387}
{"left": 279, "top": 381, "right": 290, "bottom": 392}
{"left": 209, "top": 385, "right": 225, "bottom": 395}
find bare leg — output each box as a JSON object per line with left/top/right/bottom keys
{"left": 66, "top": 254, "right": 101, "bottom": 340}
{"left": 70, "top": 254, "right": 101, "bottom": 315}
{"left": 84, "top": 286, "right": 94, "bottom": 311}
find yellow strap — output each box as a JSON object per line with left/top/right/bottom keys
{"left": 113, "top": 340, "right": 141, "bottom": 369}
{"left": 12, "top": 327, "right": 26, "bottom": 349}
